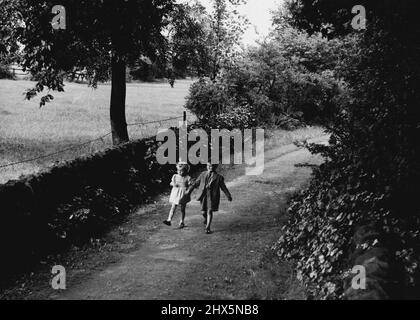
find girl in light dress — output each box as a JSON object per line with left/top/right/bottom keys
{"left": 163, "top": 162, "right": 192, "bottom": 229}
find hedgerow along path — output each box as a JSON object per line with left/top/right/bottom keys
{"left": 12, "top": 135, "right": 328, "bottom": 300}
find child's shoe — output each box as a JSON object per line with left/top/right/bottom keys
{"left": 178, "top": 223, "right": 185, "bottom": 229}
{"left": 163, "top": 221, "right": 171, "bottom": 226}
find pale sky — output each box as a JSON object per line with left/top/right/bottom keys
{"left": 184, "top": 0, "right": 284, "bottom": 45}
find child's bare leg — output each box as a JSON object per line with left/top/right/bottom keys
{"left": 167, "top": 204, "right": 177, "bottom": 222}
{"left": 206, "top": 210, "right": 213, "bottom": 232}
{"left": 179, "top": 204, "right": 186, "bottom": 226}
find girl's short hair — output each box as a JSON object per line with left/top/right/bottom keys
{"left": 177, "top": 162, "right": 190, "bottom": 172}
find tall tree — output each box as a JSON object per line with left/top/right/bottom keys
{"left": 3, "top": 0, "right": 175, "bottom": 145}
{"left": 206, "top": 0, "right": 248, "bottom": 80}
{"left": 165, "top": 0, "right": 249, "bottom": 82}
{"left": 165, "top": 1, "right": 212, "bottom": 79}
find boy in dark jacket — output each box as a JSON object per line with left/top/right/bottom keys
{"left": 188, "top": 163, "right": 233, "bottom": 234}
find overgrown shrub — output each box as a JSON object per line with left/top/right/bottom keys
{"left": 214, "top": 105, "right": 256, "bottom": 130}
{"left": 53, "top": 186, "right": 123, "bottom": 246}
{"left": 185, "top": 22, "right": 351, "bottom": 129}
{"left": 273, "top": 141, "right": 396, "bottom": 298}
{"left": 0, "top": 63, "right": 13, "bottom": 79}
{"left": 0, "top": 137, "right": 177, "bottom": 286}
{"left": 227, "top": 30, "right": 348, "bottom": 126}
{"left": 0, "top": 124, "right": 212, "bottom": 289}
{"left": 129, "top": 59, "right": 166, "bottom": 82}
{"left": 185, "top": 77, "right": 233, "bottom": 122}
{"left": 275, "top": 1, "right": 420, "bottom": 299}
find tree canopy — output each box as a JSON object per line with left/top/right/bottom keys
{"left": 3, "top": 0, "right": 176, "bottom": 144}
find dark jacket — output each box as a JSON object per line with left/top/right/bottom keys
{"left": 189, "top": 171, "right": 232, "bottom": 210}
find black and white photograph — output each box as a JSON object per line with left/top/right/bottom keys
{"left": 0, "top": 0, "right": 419, "bottom": 307}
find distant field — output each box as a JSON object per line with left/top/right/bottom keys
{"left": 0, "top": 79, "right": 193, "bottom": 184}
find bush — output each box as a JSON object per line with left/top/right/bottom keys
{"left": 209, "top": 104, "right": 257, "bottom": 130}
{"left": 275, "top": 2, "right": 420, "bottom": 299}
{"left": 0, "top": 137, "right": 177, "bottom": 285}
{"left": 129, "top": 59, "right": 166, "bottom": 82}
{"left": 185, "top": 78, "right": 233, "bottom": 122}
{"left": 0, "top": 63, "right": 14, "bottom": 79}
{"left": 184, "top": 25, "right": 350, "bottom": 129}
{"left": 225, "top": 25, "right": 351, "bottom": 127}
{"left": 273, "top": 141, "right": 393, "bottom": 298}
{"left": 185, "top": 77, "right": 259, "bottom": 130}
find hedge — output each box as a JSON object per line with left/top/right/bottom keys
{"left": 0, "top": 135, "right": 190, "bottom": 286}
{"left": 342, "top": 224, "right": 404, "bottom": 300}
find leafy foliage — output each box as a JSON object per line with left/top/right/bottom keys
{"left": 275, "top": 0, "right": 420, "bottom": 299}
{"left": 185, "top": 20, "right": 350, "bottom": 129}
{"left": 3, "top": 0, "right": 175, "bottom": 103}
{"left": 0, "top": 0, "right": 21, "bottom": 79}
{"left": 166, "top": 2, "right": 214, "bottom": 79}
{"left": 185, "top": 78, "right": 232, "bottom": 121}
{"left": 129, "top": 0, "right": 249, "bottom": 82}
{"left": 193, "top": 0, "right": 249, "bottom": 80}
{"left": 210, "top": 105, "right": 256, "bottom": 131}
{"left": 0, "top": 63, "right": 13, "bottom": 79}
{"left": 0, "top": 0, "right": 21, "bottom": 60}
{"left": 282, "top": 0, "right": 367, "bottom": 37}
{"left": 129, "top": 58, "right": 167, "bottom": 82}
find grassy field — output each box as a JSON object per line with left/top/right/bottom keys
{"left": 0, "top": 79, "right": 193, "bottom": 184}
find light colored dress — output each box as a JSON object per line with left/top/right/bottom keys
{"left": 169, "top": 174, "right": 192, "bottom": 205}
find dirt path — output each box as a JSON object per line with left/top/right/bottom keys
{"left": 23, "top": 136, "right": 327, "bottom": 300}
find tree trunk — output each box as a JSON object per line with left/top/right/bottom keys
{"left": 110, "top": 55, "right": 129, "bottom": 145}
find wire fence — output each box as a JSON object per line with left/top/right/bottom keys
{"left": 0, "top": 114, "right": 188, "bottom": 180}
